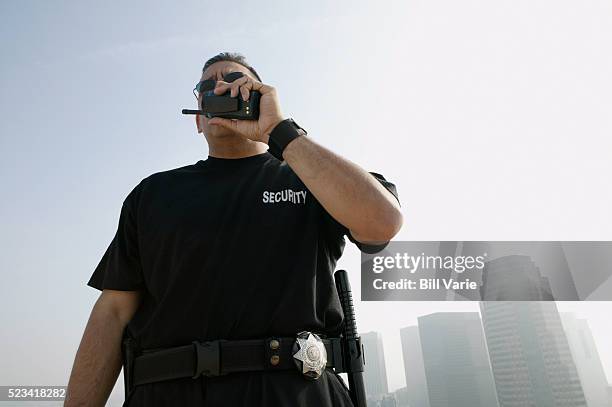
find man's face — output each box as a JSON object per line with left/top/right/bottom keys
{"left": 195, "top": 60, "right": 258, "bottom": 138}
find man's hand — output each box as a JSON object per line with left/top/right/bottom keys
{"left": 207, "top": 76, "right": 284, "bottom": 144}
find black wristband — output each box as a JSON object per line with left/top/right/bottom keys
{"left": 267, "top": 118, "right": 307, "bottom": 161}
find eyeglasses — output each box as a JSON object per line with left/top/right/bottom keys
{"left": 192, "top": 71, "right": 246, "bottom": 100}
{"left": 192, "top": 79, "right": 216, "bottom": 100}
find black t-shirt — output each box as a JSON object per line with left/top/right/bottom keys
{"left": 87, "top": 151, "right": 399, "bottom": 406}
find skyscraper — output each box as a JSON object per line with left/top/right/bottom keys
{"left": 480, "top": 302, "right": 587, "bottom": 407}
{"left": 418, "top": 312, "right": 499, "bottom": 407}
{"left": 399, "top": 325, "right": 430, "bottom": 407}
{"left": 449, "top": 242, "right": 582, "bottom": 300}
{"left": 480, "top": 255, "right": 554, "bottom": 301}
{"left": 361, "top": 331, "right": 389, "bottom": 402}
{"left": 561, "top": 313, "right": 611, "bottom": 407}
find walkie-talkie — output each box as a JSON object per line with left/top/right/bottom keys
{"left": 182, "top": 71, "right": 260, "bottom": 120}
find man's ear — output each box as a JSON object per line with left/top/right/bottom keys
{"left": 195, "top": 113, "right": 203, "bottom": 133}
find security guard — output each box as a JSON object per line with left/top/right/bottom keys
{"left": 65, "top": 52, "right": 402, "bottom": 407}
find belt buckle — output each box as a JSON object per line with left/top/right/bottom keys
{"left": 192, "top": 340, "right": 227, "bottom": 378}
{"left": 292, "top": 331, "right": 327, "bottom": 380}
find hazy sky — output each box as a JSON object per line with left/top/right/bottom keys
{"left": 1, "top": 0, "right": 611, "bottom": 404}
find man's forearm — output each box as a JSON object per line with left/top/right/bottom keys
{"left": 282, "top": 135, "right": 402, "bottom": 242}
{"left": 64, "top": 303, "right": 125, "bottom": 407}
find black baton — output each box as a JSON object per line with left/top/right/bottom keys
{"left": 334, "top": 269, "right": 367, "bottom": 407}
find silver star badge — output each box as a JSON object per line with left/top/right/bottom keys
{"left": 292, "top": 331, "right": 327, "bottom": 380}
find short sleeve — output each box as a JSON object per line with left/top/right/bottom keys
{"left": 322, "top": 172, "right": 400, "bottom": 254}
{"left": 87, "top": 184, "right": 145, "bottom": 291}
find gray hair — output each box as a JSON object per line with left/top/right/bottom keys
{"left": 202, "top": 52, "right": 262, "bottom": 81}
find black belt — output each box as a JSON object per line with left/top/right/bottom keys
{"left": 132, "top": 336, "right": 344, "bottom": 386}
